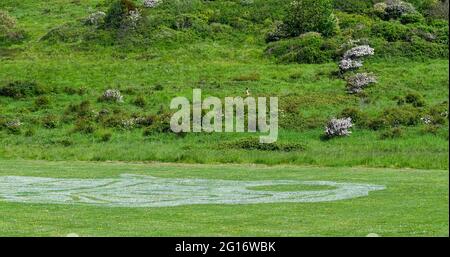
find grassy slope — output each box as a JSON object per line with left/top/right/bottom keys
{"left": 0, "top": 0, "right": 448, "bottom": 169}
{"left": 0, "top": 160, "right": 448, "bottom": 236}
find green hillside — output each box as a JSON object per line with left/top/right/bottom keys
{"left": 1, "top": 0, "right": 447, "bottom": 168}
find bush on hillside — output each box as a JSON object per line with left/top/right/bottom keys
{"left": 0, "top": 10, "right": 25, "bottom": 46}
{"left": 265, "top": 32, "right": 338, "bottom": 64}
{"left": 324, "top": 117, "right": 353, "bottom": 137}
{"left": 374, "top": 0, "right": 419, "bottom": 20}
{"left": 104, "top": 0, "right": 138, "bottom": 29}
{"left": 283, "top": 0, "right": 339, "bottom": 37}
{"left": 334, "top": 0, "right": 375, "bottom": 13}
{"left": 0, "top": 81, "right": 47, "bottom": 99}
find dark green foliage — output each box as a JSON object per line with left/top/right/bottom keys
{"left": 133, "top": 96, "right": 147, "bottom": 107}
{"left": 65, "top": 100, "right": 93, "bottom": 119}
{"left": 63, "top": 86, "right": 87, "bottom": 95}
{"left": 367, "top": 117, "right": 389, "bottom": 130}
{"left": 42, "top": 115, "right": 59, "bottom": 129}
{"left": 24, "top": 128, "right": 35, "bottom": 137}
{"left": 40, "top": 23, "right": 82, "bottom": 43}
{"left": 0, "top": 10, "right": 26, "bottom": 46}
{"left": 400, "top": 12, "right": 425, "bottom": 24}
{"left": 34, "top": 96, "right": 50, "bottom": 108}
{"left": 380, "top": 127, "right": 404, "bottom": 139}
{"left": 383, "top": 106, "right": 422, "bottom": 126}
{"left": 283, "top": 0, "right": 338, "bottom": 37}
{"left": 265, "top": 33, "right": 338, "bottom": 64}
{"left": 0, "top": 81, "right": 47, "bottom": 99}
{"left": 225, "top": 138, "right": 306, "bottom": 152}
{"left": 143, "top": 112, "right": 172, "bottom": 135}
{"left": 340, "top": 107, "right": 369, "bottom": 126}
{"left": 426, "top": 101, "right": 449, "bottom": 125}
{"left": 333, "top": 0, "right": 374, "bottom": 13}
{"left": 371, "top": 21, "right": 409, "bottom": 42}
{"left": 73, "top": 118, "right": 96, "bottom": 134}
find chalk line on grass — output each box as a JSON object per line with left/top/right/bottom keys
{"left": 0, "top": 174, "right": 385, "bottom": 207}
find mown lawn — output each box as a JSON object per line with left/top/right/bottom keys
{"left": 0, "top": 160, "right": 447, "bottom": 236}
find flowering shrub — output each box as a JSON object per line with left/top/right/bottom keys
{"left": 346, "top": 73, "right": 377, "bottom": 94}
{"left": 85, "top": 11, "right": 106, "bottom": 26}
{"left": 324, "top": 117, "right": 353, "bottom": 137}
{"left": 343, "top": 45, "right": 375, "bottom": 59}
{"left": 339, "top": 58, "right": 363, "bottom": 72}
{"left": 0, "top": 10, "right": 25, "bottom": 46}
{"left": 143, "top": 0, "right": 162, "bottom": 8}
{"left": 100, "top": 89, "right": 124, "bottom": 102}
{"left": 124, "top": 10, "right": 141, "bottom": 29}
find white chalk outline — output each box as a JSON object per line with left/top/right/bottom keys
{"left": 0, "top": 174, "right": 385, "bottom": 207}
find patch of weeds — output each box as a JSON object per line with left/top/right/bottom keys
{"left": 224, "top": 138, "right": 306, "bottom": 152}
{"left": 133, "top": 96, "right": 146, "bottom": 107}
{"left": 380, "top": 127, "right": 404, "bottom": 139}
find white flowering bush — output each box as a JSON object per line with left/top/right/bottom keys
{"left": 101, "top": 89, "right": 123, "bottom": 102}
{"left": 325, "top": 117, "right": 353, "bottom": 137}
{"left": 374, "top": 0, "right": 417, "bottom": 19}
{"left": 85, "top": 11, "right": 106, "bottom": 26}
{"left": 339, "top": 45, "right": 374, "bottom": 73}
{"left": 143, "top": 0, "right": 162, "bottom": 8}
{"left": 346, "top": 73, "right": 377, "bottom": 94}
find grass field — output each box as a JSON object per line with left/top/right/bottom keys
{"left": 1, "top": 0, "right": 449, "bottom": 237}
{"left": 0, "top": 160, "right": 448, "bottom": 236}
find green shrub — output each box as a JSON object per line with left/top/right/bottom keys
{"left": 371, "top": 21, "right": 409, "bottom": 42}
{"left": 380, "top": 127, "right": 404, "bottom": 139}
{"left": 24, "top": 128, "right": 35, "bottom": 137}
{"left": 372, "top": 37, "right": 449, "bottom": 59}
{"left": 336, "top": 12, "right": 373, "bottom": 39}
{"left": 65, "top": 100, "right": 93, "bottom": 119}
{"left": 34, "top": 96, "right": 51, "bottom": 108}
{"left": 400, "top": 12, "right": 425, "bottom": 24}
{"left": 104, "top": 0, "right": 138, "bottom": 29}
{"left": 426, "top": 101, "right": 449, "bottom": 125}
{"left": 98, "top": 130, "right": 113, "bottom": 142}
{"left": 0, "top": 10, "right": 26, "bottom": 46}
{"left": 73, "top": 118, "right": 96, "bottom": 134}
{"left": 397, "top": 92, "right": 426, "bottom": 107}
{"left": 340, "top": 107, "right": 369, "bottom": 126}
{"left": 0, "top": 81, "right": 47, "bottom": 99}
{"left": 265, "top": 32, "right": 337, "bottom": 64}
{"left": 367, "top": 117, "right": 388, "bottom": 130}
{"left": 225, "top": 138, "right": 306, "bottom": 152}
{"left": 143, "top": 112, "right": 172, "bottom": 135}
{"left": 334, "top": 0, "right": 374, "bottom": 13}
{"left": 42, "top": 115, "right": 59, "bottom": 129}
{"left": 283, "top": 0, "right": 338, "bottom": 37}
{"left": 383, "top": 106, "right": 422, "bottom": 126}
